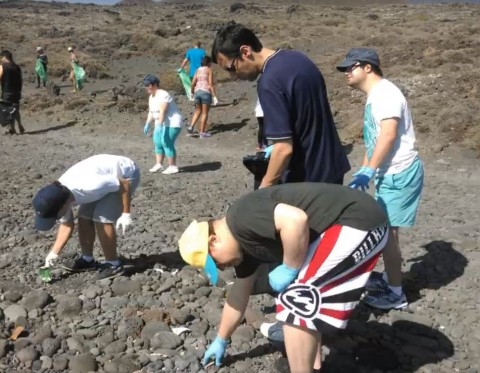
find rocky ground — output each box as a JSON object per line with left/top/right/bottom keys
{"left": 0, "top": 0, "right": 479, "bottom": 372}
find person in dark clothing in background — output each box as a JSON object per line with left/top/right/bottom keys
{"left": 0, "top": 50, "right": 24, "bottom": 135}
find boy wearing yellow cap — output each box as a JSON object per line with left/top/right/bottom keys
{"left": 178, "top": 182, "right": 388, "bottom": 373}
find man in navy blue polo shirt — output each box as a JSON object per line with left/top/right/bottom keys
{"left": 211, "top": 22, "right": 351, "bottom": 372}
{"left": 212, "top": 23, "right": 350, "bottom": 188}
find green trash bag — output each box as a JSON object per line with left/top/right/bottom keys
{"left": 73, "top": 62, "right": 86, "bottom": 90}
{"left": 178, "top": 68, "right": 193, "bottom": 101}
{"left": 35, "top": 59, "right": 48, "bottom": 83}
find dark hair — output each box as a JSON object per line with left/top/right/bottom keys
{"left": 211, "top": 22, "right": 263, "bottom": 64}
{"left": 143, "top": 74, "right": 160, "bottom": 87}
{"left": 367, "top": 63, "right": 383, "bottom": 77}
{"left": 196, "top": 41, "right": 202, "bottom": 48}
{"left": 201, "top": 56, "right": 212, "bottom": 66}
{"left": 0, "top": 50, "right": 13, "bottom": 61}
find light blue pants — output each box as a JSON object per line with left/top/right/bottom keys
{"left": 375, "top": 158, "right": 424, "bottom": 227}
{"left": 153, "top": 126, "right": 181, "bottom": 157}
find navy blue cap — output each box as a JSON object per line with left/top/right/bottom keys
{"left": 143, "top": 74, "right": 160, "bottom": 86}
{"left": 337, "top": 48, "right": 380, "bottom": 71}
{"left": 32, "top": 182, "right": 71, "bottom": 231}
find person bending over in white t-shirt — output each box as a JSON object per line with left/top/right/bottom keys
{"left": 32, "top": 154, "right": 141, "bottom": 281}
{"left": 143, "top": 74, "right": 184, "bottom": 175}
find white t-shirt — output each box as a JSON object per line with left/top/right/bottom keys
{"left": 59, "top": 154, "right": 137, "bottom": 205}
{"left": 255, "top": 98, "right": 264, "bottom": 117}
{"left": 364, "top": 79, "right": 418, "bottom": 176}
{"left": 148, "top": 89, "right": 183, "bottom": 128}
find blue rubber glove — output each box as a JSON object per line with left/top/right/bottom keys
{"left": 202, "top": 335, "right": 229, "bottom": 366}
{"left": 264, "top": 145, "right": 274, "bottom": 159}
{"left": 268, "top": 263, "right": 299, "bottom": 293}
{"left": 348, "top": 166, "right": 375, "bottom": 191}
{"left": 143, "top": 122, "right": 150, "bottom": 136}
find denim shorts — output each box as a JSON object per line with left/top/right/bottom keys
{"left": 375, "top": 158, "right": 424, "bottom": 227}
{"left": 194, "top": 90, "right": 212, "bottom": 105}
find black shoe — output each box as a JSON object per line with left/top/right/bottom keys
{"left": 62, "top": 256, "right": 97, "bottom": 272}
{"left": 97, "top": 262, "right": 124, "bottom": 280}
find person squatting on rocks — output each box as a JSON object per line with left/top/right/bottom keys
{"left": 179, "top": 41, "right": 207, "bottom": 81}
{"left": 211, "top": 23, "right": 350, "bottom": 188}
{"left": 178, "top": 183, "right": 389, "bottom": 373}
{"left": 143, "top": 74, "right": 183, "bottom": 175}
{"left": 337, "top": 48, "right": 424, "bottom": 310}
{"left": 188, "top": 56, "right": 218, "bottom": 138}
{"left": 36, "top": 47, "right": 48, "bottom": 88}
{"left": 32, "top": 154, "right": 140, "bottom": 280}
{"left": 254, "top": 97, "right": 268, "bottom": 151}
{"left": 68, "top": 46, "right": 79, "bottom": 92}
{"left": 0, "top": 49, "right": 25, "bottom": 135}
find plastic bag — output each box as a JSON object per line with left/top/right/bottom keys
{"left": 35, "top": 59, "right": 48, "bottom": 82}
{"left": 73, "top": 62, "right": 86, "bottom": 90}
{"left": 178, "top": 68, "right": 193, "bottom": 101}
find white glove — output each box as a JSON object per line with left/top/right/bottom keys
{"left": 212, "top": 96, "right": 219, "bottom": 106}
{"left": 116, "top": 213, "right": 132, "bottom": 236}
{"left": 45, "top": 251, "right": 59, "bottom": 268}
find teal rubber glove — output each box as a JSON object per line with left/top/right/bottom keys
{"left": 348, "top": 166, "right": 375, "bottom": 192}
{"left": 268, "top": 264, "right": 299, "bottom": 293}
{"left": 264, "top": 145, "right": 274, "bottom": 159}
{"left": 143, "top": 122, "right": 150, "bottom": 136}
{"left": 352, "top": 166, "right": 368, "bottom": 177}
{"left": 202, "top": 335, "right": 229, "bottom": 366}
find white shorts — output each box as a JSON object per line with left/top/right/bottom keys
{"left": 276, "top": 223, "right": 388, "bottom": 332}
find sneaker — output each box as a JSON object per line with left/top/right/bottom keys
{"left": 363, "top": 287, "right": 408, "bottom": 310}
{"left": 260, "top": 321, "right": 284, "bottom": 343}
{"left": 162, "top": 165, "right": 179, "bottom": 175}
{"left": 200, "top": 132, "right": 212, "bottom": 138}
{"left": 97, "top": 262, "right": 125, "bottom": 280}
{"left": 149, "top": 163, "right": 164, "bottom": 173}
{"left": 62, "top": 256, "right": 97, "bottom": 272}
{"left": 365, "top": 271, "right": 389, "bottom": 292}
{"left": 186, "top": 126, "right": 195, "bottom": 136}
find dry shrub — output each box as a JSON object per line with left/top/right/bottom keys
{"left": 131, "top": 32, "right": 159, "bottom": 52}
{"left": 437, "top": 104, "right": 475, "bottom": 142}
{"left": 214, "top": 68, "right": 233, "bottom": 84}
{"left": 160, "top": 70, "right": 184, "bottom": 94}
{"left": 324, "top": 18, "right": 345, "bottom": 27}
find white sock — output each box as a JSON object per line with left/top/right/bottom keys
{"left": 382, "top": 271, "right": 389, "bottom": 283}
{"left": 389, "top": 286, "right": 403, "bottom": 296}
{"left": 81, "top": 255, "right": 94, "bottom": 262}
{"left": 105, "top": 259, "right": 121, "bottom": 267}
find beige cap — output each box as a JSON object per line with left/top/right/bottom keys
{"left": 36, "top": 47, "right": 43, "bottom": 51}
{"left": 178, "top": 220, "right": 218, "bottom": 285}
{"left": 68, "top": 47, "right": 73, "bottom": 52}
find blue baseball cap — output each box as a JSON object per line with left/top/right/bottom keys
{"left": 178, "top": 220, "right": 218, "bottom": 285}
{"left": 32, "top": 182, "right": 71, "bottom": 231}
{"left": 337, "top": 47, "right": 380, "bottom": 72}
{"left": 143, "top": 74, "right": 160, "bottom": 86}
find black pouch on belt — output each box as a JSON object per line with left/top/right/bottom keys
{"left": 242, "top": 151, "right": 269, "bottom": 190}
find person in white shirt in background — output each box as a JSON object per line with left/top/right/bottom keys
{"left": 143, "top": 74, "right": 183, "bottom": 174}
{"left": 255, "top": 97, "right": 267, "bottom": 150}
{"left": 32, "top": 154, "right": 141, "bottom": 280}
{"left": 337, "top": 47, "right": 424, "bottom": 310}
